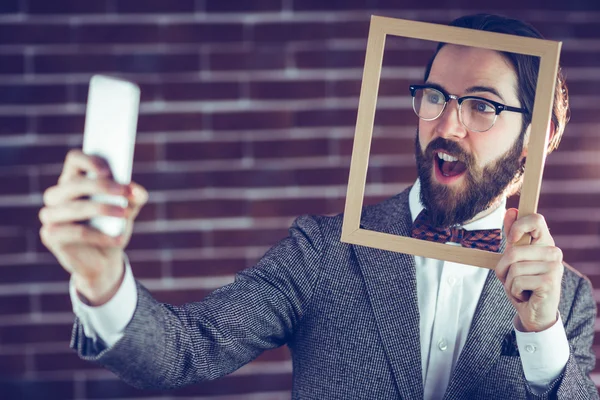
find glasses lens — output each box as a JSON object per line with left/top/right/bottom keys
{"left": 413, "top": 88, "right": 445, "bottom": 120}
{"left": 460, "top": 98, "right": 497, "bottom": 132}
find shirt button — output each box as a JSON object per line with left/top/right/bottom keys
{"left": 438, "top": 338, "right": 448, "bottom": 351}
{"left": 525, "top": 344, "right": 536, "bottom": 353}
{"left": 447, "top": 276, "right": 457, "bottom": 286}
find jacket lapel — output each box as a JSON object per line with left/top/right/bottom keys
{"left": 352, "top": 189, "right": 424, "bottom": 400}
{"left": 443, "top": 264, "right": 516, "bottom": 399}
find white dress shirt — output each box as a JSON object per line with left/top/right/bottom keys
{"left": 70, "top": 179, "right": 570, "bottom": 398}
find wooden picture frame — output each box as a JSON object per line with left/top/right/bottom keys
{"left": 340, "top": 15, "right": 562, "bottom": 270}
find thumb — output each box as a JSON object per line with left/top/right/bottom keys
{"left": 503, "top": 208, "right": 518, "bottom": 246}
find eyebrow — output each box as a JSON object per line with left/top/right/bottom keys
{"left": 425, "top": 81, "right": 506, "bottom": 102}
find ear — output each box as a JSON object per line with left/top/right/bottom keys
{"left": 520, "top": 120, "right": 556, "bottom": 159}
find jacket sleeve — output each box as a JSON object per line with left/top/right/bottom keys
{"left": 525, "top": 275, "right": 599, "bottom": 399}
{"left": 70, "top": 215, "right": 325, "bottom": 390}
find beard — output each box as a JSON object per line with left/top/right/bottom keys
{"left": 415, "top": 130, "right": 525, "bottom": 228}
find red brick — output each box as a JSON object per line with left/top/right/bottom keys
{"left": 295, "top": 49, "right": 365, "bottom": 69}
{"left": 550, "top": 221, "right": 600, "bottom": 235}
{"left": 566, "top": 81, "right": 600, "bottom": 95}
{"left": 561, "top": 248, "right": 600, "bottom": 263}
{"left": 115, "top": 0, "right": 196, "bottom": 13}
{"left": 567, "top": 110, "right": 600, "bottom": 124}
{"left": 0, "top": 24, "right": 71, "bottom": 45}
{"left": 0, "top": 172, "right": 30, "bottom": 195}
{"left": 0, "top": 261, "right": 70, "bottom": 284}
{"left": 561, "top": 52, "right": 600, "bottom": 68}
{"left": 171, "top": 257, "right": 248, "bottom": 277}
{"left": 296, "top": 167, "right": 348, "bottom": 186}
{"left": 27, "top": 0, "right": 109, "bottom": 14}
{"left": 35, "top": 351, "right": 101, "bottom": 372}
{"left": 132, "top": 171, "right": 209, "bottom": 191}
{"left": 209, "top": 228, "right": 287, "bottom": 247}
{"left": 0, "top": 84, "right": 68, "bottom": 105}
{"left": 295, "top": 108, "right": 357, "bottom": 127}
{"left": 0, "top": 294, "right": 31, "bottom": 315}
{"left": 292, "top": 0, "right": 369, "bottom": 10}
{"left": 4, "top": 145, "right": 71, "bottom": 167}
{"left": 205, "top": 0, "right": 282, "bottom": 12}
{"left": 165, "top": 199, "right": 248, "bottom": 219}
{"left": 253, "top": 22, "right": 329, "bottom": 43}
{"left": 251, "top": 139, "right": 330, "bottom": 159}
{"left": 163, "top": 23, "right": 244, "bottom": 43}
{"left": 0, "top": 231, "right": 28, "bottom": 254}
{"left": 250, "top": 198, "right": 337, "bottom": 217}
{"left": 0, "top": 55, "right": 25, "bottom": 74}
{"left": 161, "top": 81, "right": 240, "bottom": 101}
{"left": 129, "top": 259, "right": 163, "bottom": 279}
{"left": 330, "top": 20, "right": 370, "bottom": 39}
{"left": 380, "top": 166, "right": 419, "bottom": 183}
{"left": 164, "top": 141, "right": 244, "bottom": 161}
{"left": 538, "top": 194, "right": 600, "bottom": 209}
{"left": 331, "top": 78, "right": 413, "bottom": 98}
{"left": 75, "top": 24, "right": 160, "bottom": 44}
{"left": 544, "top": 164, "right": 600, "bottom": 180}
{"left": 74, "top": 81, "right": 161, "bottom": 103}
{"left": 0, "top": 205, "right": 41, "bottom": 228}
{"left": 39, "top": 293, "right": 70, "bottom": 313}
{"left": 0, "top": 354, "right": 27, "bottom": 377}
{"left": 36, "top": 114, "right": 84, "bottom": 134}
{"left": 555, "top": 136, "right": 600, "bottom": 152}
{"left": 34, "top": 52, "right": 200, "bottom": 74}
{"left": 374, "top": 109, "right": 421, "bottom": 127}
{"left": 0, "top": 116, "right": 27, "bottom": 136}
{"left": 209, "top": 48, "right": 286, "bottom": 71}
{"left": 249, "top": 80, "right": 327, "bottom": 99}
{"left": 0, "top": 380, "right": 74, "bottom": 399}
{"left": 371, "top": 138, "right": 417, "bottom": 156}
{"left": 127, "top": 231, "right": 205, "bottom": 251}
{"left": 212, "top": 110, "right": 293, "bottom": 131}
{"left": 137, "top": 112, "right": 204, "bottom": 133}
{"left": 0, "top": 323, "right": 72, "bottom": 344}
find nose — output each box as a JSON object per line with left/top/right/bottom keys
{"left": 434, "top": 99, "right": 468, "bottom": 140}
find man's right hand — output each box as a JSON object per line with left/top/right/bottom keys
{"left": 39, "top": 149, "right": 148, "bottom": 306}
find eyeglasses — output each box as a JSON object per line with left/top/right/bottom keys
{"left": 409, "top": 84, "right": 529, "bottom": 132}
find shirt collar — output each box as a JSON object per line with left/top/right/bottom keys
{"left": 408, "top": 179, "right": 506, "bottom": 231}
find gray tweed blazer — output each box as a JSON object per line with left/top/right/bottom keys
{"left": 71, "top": 188, "right": 599, "bottom": 399}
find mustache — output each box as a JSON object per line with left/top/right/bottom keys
{"left": 423, "top": 137, "right": 473, "bottom": 166}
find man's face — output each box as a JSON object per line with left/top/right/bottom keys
{"left": 416, "top": 45, "right": 527, "bottom": 228}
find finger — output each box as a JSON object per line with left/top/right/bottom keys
{"left": 506, "top": 213, "right": 554, "bottom": 247}
{"left": 495, "top": 245, "right": 562, "bottom": 283}
{"left": 58, "top": 149, "right": 112, "bottom": 185}
{"left": 44, "top": 177, "right": 129, "bottom": 207}
{"left": 509, "top": 274, "right": 554, "bottom": 303}
{"left": 504, "top": 260, "right": 553, "bottom": 295}
{"left": 40, "top": 223, "right": 122, "bottom": 249}
{"left": 125, "top": 182, "right": 148, "bottom": 220}
{"left": 39, "top": 201, "right": 128, "bottom": 226}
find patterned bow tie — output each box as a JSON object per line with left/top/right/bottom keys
{"left": 411, "top": 209, "right": 502, "bottom": 252}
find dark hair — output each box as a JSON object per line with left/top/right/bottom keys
{"left": 423, "top": 14, "right": 569, "bottom": 154}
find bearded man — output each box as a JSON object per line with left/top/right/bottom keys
{"left": 39, "top": 13, "right": 598, "bottom": 400}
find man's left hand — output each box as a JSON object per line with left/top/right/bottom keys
{"left": 495, "top": 208, "right": 564, "bottom": 332}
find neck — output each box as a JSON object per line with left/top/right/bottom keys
{"left": 462, "top": 196, "right": 505, "bottom": 225}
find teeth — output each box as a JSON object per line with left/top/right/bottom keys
{"left": 437, "top": 152, "right": 458, "bottom": 162}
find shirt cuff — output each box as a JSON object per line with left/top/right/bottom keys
{"left": 513, "top": 312, "right": 569, "bottom": 393}
{"left": 69, "top": 253, "right": 138, "bottom": 348}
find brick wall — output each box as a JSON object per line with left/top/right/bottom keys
{"left": 0, "top": 1, "right": 599, "bottom": 399}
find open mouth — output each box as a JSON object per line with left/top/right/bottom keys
{"left": 434, "top": 151, "right": 467, "bottom": 182}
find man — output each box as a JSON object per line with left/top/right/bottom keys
{"left": 39, "top": 14, "right": 598, "bottom": 399}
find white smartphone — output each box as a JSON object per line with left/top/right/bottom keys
{"left": 82, "top": 75, "right": 140, "bottom": 237}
